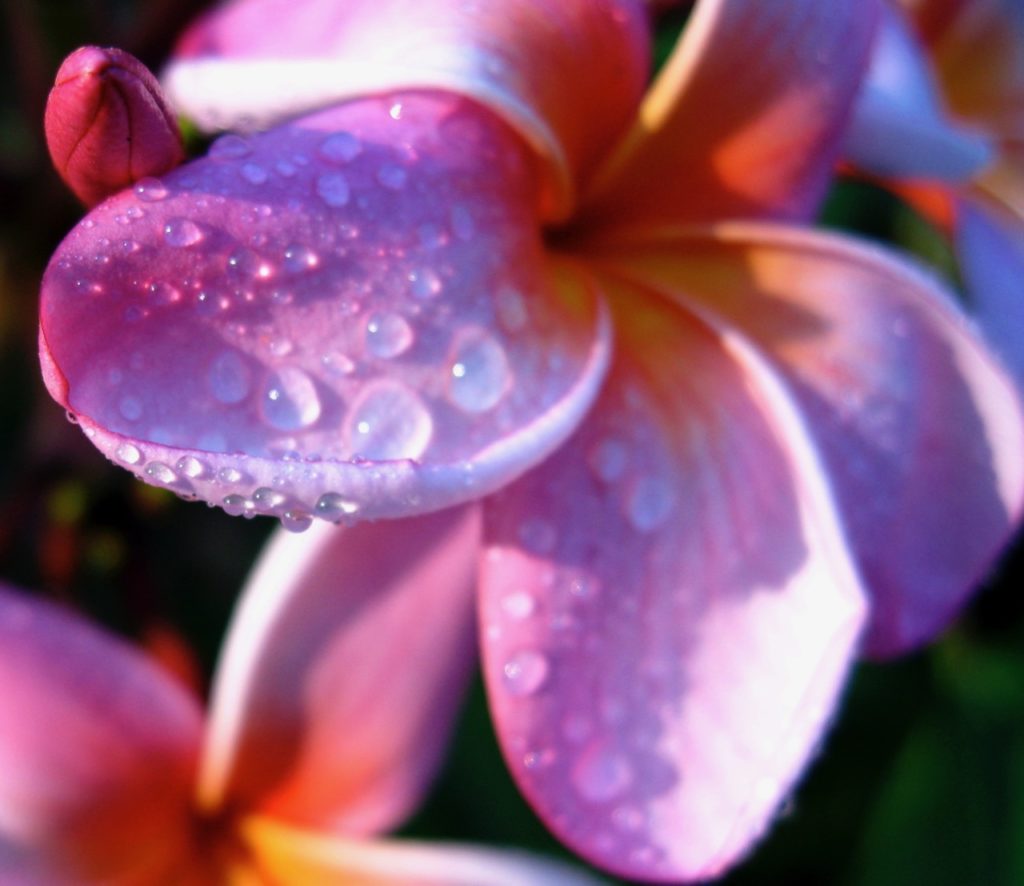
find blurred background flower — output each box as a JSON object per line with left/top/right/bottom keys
{"left": 1, "top": 2, "right": 1023, "bottom": 884}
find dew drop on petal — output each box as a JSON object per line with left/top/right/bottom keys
{"left": 209, "top": 134, "right": 252, "bottom": 159}
{"left": 261, "top": 368, "right": 322, "bottom": 431}
{"left": 376, "top": 164, "right": 407, "bottom": 190}
{"left": 318, "top": 131, "right": 362, "bottom": 163}
{"left": 134, "top": 177, "right": 167, "bottom": 202}
{"left": 447, "top": 330, "right": 509, "bottom": 413}
{"left": 207, "top": 350, "right": 251, "bottom": 404}
{"left": 588, "top": 437, "right": 628, "bottom": 483}
{"left": 502, "top": 649, "right": 550, "bottom": 696}
{"left": 175, "top": 456, "right": 206, "bottom": 479}
{"left": 344, "top": 381, "right": 433, "bottom": 461}
{"left": 281, "top": 509, "right": 313, "bottom": 533}
{"left": 222, "top": 494, "right": 252, "bottom": 516}
{"left": 145, "top": 462, "right": 177, "bottom": 485}
{"left": 572, "top": 743, "right": 633, "bottom": 802}
{"left": 316, "top": 172, "right": 350, "bottom": 207}
{"left": 240, "top": 163, "right": 268, "bottom": 185}
{"left": 115, "top": 443, "right": 141, "bottom": 465}
{"left": 500, "top": 589, "right": 536, "bottom": 620}
{"left": 408, "top": 267, "right": 443, "bottom": 299}
{"left": 365, "top": 312, "right": 413, "bottom": 358}
{"left": 315, "top": 492, "right": 360, "bottom": 521}
{"left": 163, "top": 218, "right": 203, "bottom": 247}
{"left": 321, "top": 351, "right": 355, "bottom": 377}
{"left": 217, "top": 467, "right": 244, "bottom": 484}
{"left": 118, "top": 396, "right": 143, "bottom": 421}
{"left": 625, "top": 476, "right": 675, "bottom": 532}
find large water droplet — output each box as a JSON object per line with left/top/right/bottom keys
{"left": 175, "top": 456, "right": 206, "bottom": 479}
{"left": 502, "top": 649, "right": 550, "bottom": 696}
{"left": 163, "top": 218, "right": 203, "bottom": 247}
{"left": 344, "top": 381, "right": 433, "bottom": 461}
{"left": 145, "top": 462, "right": 177, "bottom": 485}
{"left": 625, "top": 476, "right": 675, "bottom": 532}
{"left": 115, "top": 442, "right": 141, "bottom": 465}
{"left": 365, "top": 312, "right": 414, "bottom": 359}
{"left": 119, "top": 395, "right": 143, "bottom": 421}
{"left": 134, "top": 177, "right": 168, "bottom": 202}
{"left": 572, "top": 743, "right": 633, "bottom": 802}
{"left": 316, "top": 172, "right": 350, "bottom": 207}
{"left": 500, "top": 589, "right": 537, "bottom": 620}
{"left": 319, "top": 131, "right": 362, "bottom": 163}
{"left": 261, "top": 368, "right": 322, "bottom": 431}
{"left": 240, "top": 163, "right": 268, "bottom": 185}
{"left": 208, "top": 350, "right": 251, "bottom": 404}
{"left": 209, "top": 134, "right": 252, "bottom": 159}
{"left": 315, "top": 492, "right": 360, "bottom": 521}
{"left": 447, "top": 329, "right": 509, "bottom": 413}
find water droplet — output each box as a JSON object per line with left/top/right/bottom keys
{"left": 316, "top": 172, "right": 350, "bottom": 207}
{"left": 163, "top": 218, "right": 203, "bottom": 247}
{"left": 261, "top": 367, "right": 322, "bottom": 430}
{"left": 319, "top": 131, "right": 362, "bottom": 163}
{"left": 222, "top": 494, "right": 252, "bottom": 516}
{"left": 208, "top": 350, "right": 251, "bottom": 404}
{"left": 388, "top": 100, "right": 404, "bottom": 120}
{"left": 518, "top": 517, "right": 556, "bottom": 554}
{"left": 275, "top": 159, "right": 297, "bottom": 177}
{"left": 134, "top": 177, "right": 167, "bottom": 202}
{"left": 281, "top": 509, "right": 313, "bottom": 532}
{"left": 118, "top": 396, "right": 143, "bottom": 421}
{"left": 500, "top": 590, "right": 536, "bottom": 620}
{"left": 209, "top": 134, "right": 251, "bottom": 159}
{"left": 240, "top": 163, "right": 268, "bottom": 185}
{"left": 447, "top": 329, "right": 509, "bottom": 413}
{"left": 145, "top": 462, "right": 177, "bottom": 485}
{"left": 376, "top": 164, "right": 407, "bottom": 190}
{"left": 218, "top": 467, "right": 244, "bottom": 484}
{"left": 321, "top": 351, "right": 355, "bottom": 376}
{"left": 588, "top": 437, "right": 628, "bottom": 483}
{"left": 315, "top": 492, "right": 360, "bottom": 521}
{"left": 344, "top": 381, "right": 433, "bottom": 461}
{"left": 115, "top": 443, "right": 141, "bottom": 465}
{"left": 175, "top": 456, "right": 206, "bottom": 479}
{"left": 572, "top": 743, "right": 633, "bottom": 802}
{"left": 283, "top": 244, "right": 319, "bottom": 273}
{"left": 407, "top": 267, "right": 443, "bottom": 299}
{"left": 496, "top": 285, "right": 528, "bottom": 332}
{"left": 625, "top": 476, "right": 675, "bottom": 532}
{"left": 252, "top": 487, "right": 287, "bottom": 510}
{"left": 267, "top": 337, "right": 293, "bottom": 358}
{"left": 365, "top": 312, "right": 413, "bottom": 358}
{"left": 502, "top": 649, "right": 550, "bottom": 696}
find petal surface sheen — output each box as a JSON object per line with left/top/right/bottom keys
{"left": 165, "top": 0, "right": 650, "bottom": 218}
{"left": 239, "top": 815, "right": 606, "bottom": 886}
{"left": 40, "top": 93, "right": 610, "bottom": 523}
{"left": 197, "top": 506, "right": 480, "bottom": 836}
{"left": 593, "top": 224, "right": 1024, "bottom": 655}
{"left": 577, "top": 0, "right": 879, "bottom": 228}
{"left": 0, "top": 586, "right": 202, "bottom": 884}
{"left": 480, "top": 278, "right": 866, "bottom": 881}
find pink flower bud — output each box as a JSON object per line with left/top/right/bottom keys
{"left": 44, "top": 46, "right": 185, "bottom": 207}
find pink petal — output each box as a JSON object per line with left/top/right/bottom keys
{"left": 844, "top": 5, "right": 994, "bottom": 182}
{"left": 479, "top": 281, "right": 866, "bottom": 882}
{"left": 40, "top": 93, "right": 610, "bottom": 522}
{"left": 593, "top": 224, "right": 1024, "bottom": 656}
{"left": 196, "top": 505, "right": 481, "bottom": 835}
{"left": 165, "top": 0, "right": 650, "bottom": 219}
{"left": 956, "top": 193, "right": 1024, "bottom": 385}
{"left": 578, "top": 0, "right": 879, "bottom": 227}
{"left": 239, "top": 814, "right": 606, "bottom": 885}
{"left": 0, "top": 585, "right": 202, "bottom": 882}
{"left": 44, "top": 46, "right": 184, "bottom": 207}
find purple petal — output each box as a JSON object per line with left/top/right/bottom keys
{"left": 40, "top": 93, "right": 610, "bottom": 522}
{"left": 197, "top": 506, "right": 480, "bottom": 835}
{"left": 480, "top": 282, "right": 866, "bottom": 881}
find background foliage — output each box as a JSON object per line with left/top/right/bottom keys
{"left": 0, "top": 3, "right": 1021, "bottom": 883}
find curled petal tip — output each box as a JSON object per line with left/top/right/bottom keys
{"left": 44, "top": 46, "right": 185, "bottom": 207}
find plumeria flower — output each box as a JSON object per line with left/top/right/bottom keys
{"left": 845, "top": 0, "right": 1024, "bottom": 381}
{"left": 37, "top": 0, "right": 1024, "bottom": 880}
{"left": 0, "top": 507, "right": 604, "bottom": 884}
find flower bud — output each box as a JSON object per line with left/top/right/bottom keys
{"left": 44, "top": 46, "right": 185, "bottom": 207}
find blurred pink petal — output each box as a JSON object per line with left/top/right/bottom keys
{"left": 44, "top": 46, "right": 184, "bottom": 207}
{"left": 164, "top": 0, "right": 650, "bottom": 218}
{"left": 239, "top": 814, "right": 606, "bottom": 885}
{"left": 480, "top": 282, "right": 866, "bottom": 881}
{"left": 957, "top": 194, "right": 1024, "bottom": 384}
{"left": 40, "top": 94, "right": 611, "bottom": 521}
{"left": 0, "top": 586, "right": 202, "bottom": 883}
{"left": 578, "top": 0, "right": 879, "bottom": 227}
{"left": 198, "top": 506, "right": 480, "bottom": 835}
{"left": 593, "top": 224, "right": 1024, "bottom": 656}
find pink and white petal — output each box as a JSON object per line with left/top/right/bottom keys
{"left": 593, "top": 224, "right": 1024, "bottom": 656}
{"left": 40, "top": 93, "right": 611, "bottom": 523}
{"left": 956, "top": 193, "right": 1024, "bottom": 385}
{"left": 844, "top": 5, "right": 993, "bottom": 182}
{"left": 238, "top": 815, "right": 606, "bottom": 886}
{"left": 165, "top": 0, "right": 650, "bottom": 219}
{"left": 0, "top": 585, "right": 202, "bottom": 883}
{"left": 480, "top": 280, "right": 866, "bottom": 882}
{"left": 577, "top": 0, "right": 879, "bottom": 228}
{"left": 197, "top": 505, "right": 480, "bottom": 835}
